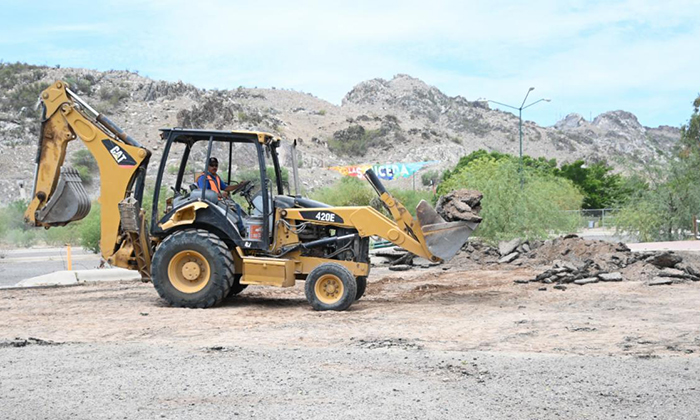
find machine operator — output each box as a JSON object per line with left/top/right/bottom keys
{"left": 197, "top": 157, "right": 249, "bottom": 199}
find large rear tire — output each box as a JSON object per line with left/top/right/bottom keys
{"left": 305, "top": 263, "right": 357, "bottom": 311}
{"left": 152, "top": 229, "right": 234, "bottom": 308}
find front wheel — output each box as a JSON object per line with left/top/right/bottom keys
{"left": 152, "top": 229, "right": 234, "bottom": 308}
{"left": 305, "top": 263, "right": 357, "bottom": 311}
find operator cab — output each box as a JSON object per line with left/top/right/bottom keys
{"left": 151, "top": 129, "right": 288, "bottom": 250}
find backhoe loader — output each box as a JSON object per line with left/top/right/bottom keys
{"left": 25, "top": 81, "right": 479, "bottom": 311}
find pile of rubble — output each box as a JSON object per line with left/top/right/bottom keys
{"left": 373, "top": 234, "right": 700, "bottom": 287}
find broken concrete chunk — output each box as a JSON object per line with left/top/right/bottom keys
{"left": 646, "top": 252, "right": 682, "bottom": 268}
{"left": 574, "top": 277, "right": 599, "bottom": 285}
{"left": 498, "top": 252, "right": 519, "bottom": 264}
{"left": 615, "top": 242, "right": 631, "bottom": 252}
{"left": 436, "top": 190, "right": 483, "bottom": 222}
{"left": 648, "top": 278, "right": 673, "bottom": 286}
{"left": 388, "top": 264, "right": 412, "bottom": 272}
{"left": 535, "top": 270, "right": 555, "bottom": 281}
{"left": 553, "top": 260, "right": 578, "bottom": 272}
{"left": 598, "top": 272, "right": 623, "bottom": 282}
{"left": 498, "top": 238, "right": 522, "bottom": 256}
{"left": 521, "top": 243, "right": 531, "bottom": 253}
{"left": 557, "top": 274, "right": 575, "bottom": 284}
{"left": 657, "top": 268, "right": 687, "bottom": 278}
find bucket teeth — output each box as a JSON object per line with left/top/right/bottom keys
{"left": 35, "top": 167, "right": 91, "bottom": 226}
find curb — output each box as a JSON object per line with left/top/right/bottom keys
{"left": 11, "top": 269, "right": 142, "bottom": 288}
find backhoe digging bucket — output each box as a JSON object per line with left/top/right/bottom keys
{"left": 36, "top": 167, "right": 91, "bottom": 226}
{"left": 416, "top": 200, "right": 478, "bottom": 261}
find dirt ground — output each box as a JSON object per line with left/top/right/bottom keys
{"left": 2, "top": 264, "right": 700, "bottom": 419}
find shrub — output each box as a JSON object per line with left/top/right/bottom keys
{"left": 64, "top": 74, "right": 94, "bottom": 95}
{"left": 0, "top": 200, "right": 81, "bottom": 247}
{"left": 72, "top": 149, "right": 97, "bottom": 171}
{"left": 328, "top": 123, "right": 398, "bottom": 157}
{"left": 78, "top": 204, "right": 101, "bottom": 253}
{"left": 97, "top": 87, "right": 129, "bottom": 114}
{"left": 386, "top": 189, "right": 435, "bottom": 216}
{"left": 6, "top": 81, "right": 51, "bottom": 118}
{"left": 311, "top": 177, "right": 376, "bottom": 207}
{"left": 71, "top": 149, "right": 97, "bottom": 185}
{"left": 439, "top": 157, "right": 583, "bottom": 243}
{"left": 421, "top": 169, "right": 441, "bottom": 187}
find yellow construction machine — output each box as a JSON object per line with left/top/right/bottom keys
{"left": 25, "top": 81, "right": 479, "bottom": 311}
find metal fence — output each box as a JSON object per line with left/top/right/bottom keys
{"left": 570, "top": 208, "right": 618, "bottom": 229}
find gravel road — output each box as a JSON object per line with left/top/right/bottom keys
{"left": 2, "top": 342, "right": 698, "bottom": 419}
{"left": 1, "top": 265, "right": 699, "bottom": 419}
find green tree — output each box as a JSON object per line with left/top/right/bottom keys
{"left": 615, "top": 95, "right": 700, "bottom": 241}
{"left": 439, "top": 157, "right": 582, "bottom": 243}
{"left": 442, "top": 149, "right": 558, "bottom": 184}
{"left": 556, "top": 160, "right": 626, "bottom": 209}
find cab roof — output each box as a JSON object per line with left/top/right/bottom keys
{"left": 159, "top": 128, "right": 280, "bottom": 144}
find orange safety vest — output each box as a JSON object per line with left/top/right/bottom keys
{"left": 198, "top": 172, "right": 223, "bottom": 194}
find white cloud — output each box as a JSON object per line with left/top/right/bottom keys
{"left": 3, "top": 0, "right": 698, "bottom": 126}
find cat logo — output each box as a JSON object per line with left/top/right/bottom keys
{"left": 102, "top": 139, "right": 136, "bottom": 167}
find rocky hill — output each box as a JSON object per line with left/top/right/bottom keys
{"left": 0, "top": 63, "right": 680, "bottom": 200}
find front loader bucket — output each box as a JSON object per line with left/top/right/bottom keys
{"left": 35, "top": 167, "right": 91, "bottom": 226}
{"left": 416, "top": 200, "right": 478, "bottom": 261}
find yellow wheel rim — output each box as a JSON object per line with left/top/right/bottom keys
{"left": 314, "top": 274, "right": 344, "bottom": 304}
{"left": 168, "top": 250, "right": 211, "bottom": 293}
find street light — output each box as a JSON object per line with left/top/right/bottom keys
{"left": 483, "top": 88, "right": 551, "bottom": 188}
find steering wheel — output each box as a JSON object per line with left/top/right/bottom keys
{"left": 236, "top": 181, "right": 255, "bottom": 198}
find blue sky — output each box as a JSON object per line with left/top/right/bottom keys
{"left": 1, "top": 0, "right": 698, "bottom": 128}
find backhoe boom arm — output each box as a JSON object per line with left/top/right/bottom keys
{"left": 24, "top": 81, "right": 151, "bottom": 267}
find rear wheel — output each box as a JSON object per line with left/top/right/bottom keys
{"left": 305, "top": 263, "right": 357, "bottom": 311}
{"left": 152, "top": 229, "right": 234, "bottom": 308}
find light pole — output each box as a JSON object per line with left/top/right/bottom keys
{"left": 484, "top": 88, "right": 550, "bottom": 188}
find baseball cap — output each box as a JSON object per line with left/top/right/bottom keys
{"left": 208, "top": 157, "right": 218, "bottom": 166}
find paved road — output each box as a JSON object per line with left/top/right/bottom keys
{"left": 0, "top": 247, "right": 102, "bottom": 287}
